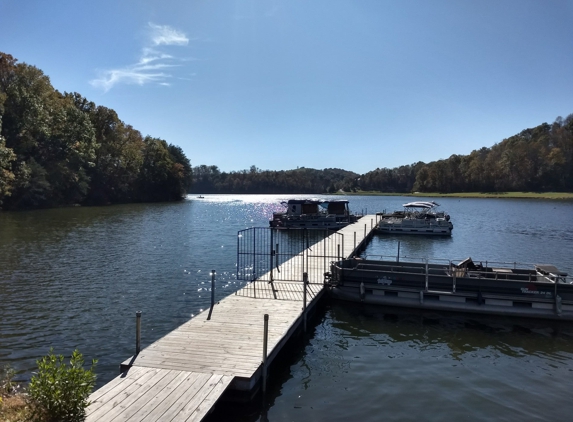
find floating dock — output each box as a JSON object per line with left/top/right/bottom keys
{"left": 86, "top": 216, "right": 377, "bottom": 422}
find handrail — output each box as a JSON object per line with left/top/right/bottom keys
{"left": 361, "top": 254, "right": 565, "bottom": 272}
{"left": 332, "top": 260, "right": 573, "bottom": 285}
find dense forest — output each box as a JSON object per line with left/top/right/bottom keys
{"left": 192, "top": 115, "right": 573, "bottom": 195}
{"left": 2, "top": 52, "right": 571, "bottom": 208}
{"left": 360, "top": 115, "right": 573, "bottom": 193}
{"left": 0, "top": 52, "right": 192, "bottom": 210}
{"left": 190, "top": 165, "right": 358, "bottom": 194}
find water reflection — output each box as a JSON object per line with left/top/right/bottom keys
{"left": 2, "top": 195, "right": 573, "bottom": 421}
{"left": 208, "top": 300, "right": 573, "bottom": 422}
{"left": 363, "top": 234, "right": 454, "bottom": 260}
{"left": 329, "top": 303, "right": 573, "bottom": 361}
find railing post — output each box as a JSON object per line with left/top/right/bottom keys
{"left": 337, "top": 244, "right": 341, "bottom": 261}
{"left": 262, "top": 314, "right": 269, "bottom": 394}
{"left": 425, "top": 259, "right": 429, "bottom": 291}
{"left": 364, "top": 224, "right": 366, "bottom": 238}
{"left": 270, "top": 229, "right": 274, "bottom": 282}
{"left": 253, "top": 229, "right": 257, "bottom": 282}
{"left": 207, "top": 270, "right": 216, "bottom": 320}
{"left": 275, "top": 243, "right": 280, "bottom": 273}
{"left": 136, "top": 311, "right": 142, "bottom": 355}
{"left": 397, "top": 241, "right": 401, "bottom": 263}
{"left": 354, "top": 232, "right": 356, "bottom": 252}
{"left": 303, "top": 272, "right": 308, "bottom": 333}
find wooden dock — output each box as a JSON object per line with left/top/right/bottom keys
{"left": 86, "top": 216, "right": 377, "bottom": 422}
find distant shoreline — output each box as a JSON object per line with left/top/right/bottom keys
{"left": 334, "top": 191, "right": 573, "bottom": 200}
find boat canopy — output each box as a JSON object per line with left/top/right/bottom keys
{"left": 280, "top": 199, "right": 350, "bottom": 206}
{"left": 402, "top": 201, "right": 439, "bottom": 208}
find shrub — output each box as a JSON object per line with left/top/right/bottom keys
{"left": 29, "top": 349, "right": 97, "bottom": 422}
{"left": 1, "top": 364, "right": 16, "bottom": 396}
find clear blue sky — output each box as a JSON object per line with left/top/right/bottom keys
{"left": 1, "top": 0, "right": 572, "bottom": 174}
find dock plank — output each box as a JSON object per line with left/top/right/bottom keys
{"left": 139, "top": 372, "right": 211, "bottom": 422}
{"left": 86, "top": 368, "right": 166, "bottom": 421}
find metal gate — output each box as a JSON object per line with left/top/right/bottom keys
{"left": 237, "top": 227, "right": 344, "bottom": 287}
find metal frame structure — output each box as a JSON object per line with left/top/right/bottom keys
{"left": 237, "top": 227, "right": 344, "bottom": 299}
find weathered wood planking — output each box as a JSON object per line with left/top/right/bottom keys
{"left": 86, "top": 216, "right": 376, "bottom": 421}
{"left": 86, "top": 367, "right": 232, "bottom": 422}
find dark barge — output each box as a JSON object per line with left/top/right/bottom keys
{"left": 329, "top": 256, "right": 573, "bottom": 320}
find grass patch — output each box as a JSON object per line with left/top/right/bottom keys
{"left": 1, "top": 365, "right": 30, "bottom": 422}
{"left": 0, "top": 395, "right": 31, "bottom": 422}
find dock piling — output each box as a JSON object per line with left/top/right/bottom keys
{"left": 136, "top": 311, "right": 142, "bottom": 355}
{"left": 207, "top": 270, "right": 216, "bottom": 320}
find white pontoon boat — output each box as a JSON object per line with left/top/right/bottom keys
{"left": 376, "top": 201, "right": 453, "bottom": 236}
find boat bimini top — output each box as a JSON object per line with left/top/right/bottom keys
{"left": 402, "top": 201, "right": 440, "bottom": 208}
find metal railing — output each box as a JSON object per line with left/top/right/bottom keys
{"left": 337, "top": 255, "right": 573, "bottom": 287}
{"left": 236, "top": 227, "right": 344, "bottom": 299}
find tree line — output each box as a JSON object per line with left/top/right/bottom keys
{"left": 0, "top": 52, "right": 192, "bottom": 210}
{"left": 2, "top": 52, "right": 571, "bottom": 208}
{"left": 193, "top": 115, "right": 573, "bottom": 195}
{"left": 359, "top": 115, "right": 573, "bottom": 193}
{"left": 190, "top": 165, "right": 358, "bottom": 194}
{"left": 410, "top": 116, "right": 573, "bottom": 193}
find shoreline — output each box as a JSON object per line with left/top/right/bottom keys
{"left": 334, "top": 191, "right": 573, "bottom": 200}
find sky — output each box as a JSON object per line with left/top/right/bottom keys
{"left": 1, "top": 0, "right": 572, "bottom": 175}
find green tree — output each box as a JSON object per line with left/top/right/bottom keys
{"left": 137, "top": 137, "right": 187, "bottom": 201}
{"left": 0, "top": 134, "right": 16, "bottom": 205}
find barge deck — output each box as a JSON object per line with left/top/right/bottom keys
{"left": 330, "top": 256, "right": 573, "bottom": 320}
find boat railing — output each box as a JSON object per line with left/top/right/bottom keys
{"left": 362, "top": 254, "right": 550, "bottom": 270}
{"left": 331, "top": 262, "right": 573, "bottom": 298}
{"left": 341, "top": 255, "right": 573, "bottom": 286}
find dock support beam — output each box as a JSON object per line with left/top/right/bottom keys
{"left": 136, "top": 311, "right": 142, "bottom": 355}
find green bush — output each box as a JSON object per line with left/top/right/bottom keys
{"left": 29, "top": 349, "right": 97, "bottom": 422}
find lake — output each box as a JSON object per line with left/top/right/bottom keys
{"left": 1, "top": 195, "right": 573, "bottom": 421}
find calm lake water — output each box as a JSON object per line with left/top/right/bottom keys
{"left": 2, "top": 195, "right": 573, "bottom": 421}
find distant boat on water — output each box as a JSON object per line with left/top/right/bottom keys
{"left": 269, "top": 198, "right": 361, "bottom": 229}
{"left": 376, "top": 201, "right": 453, "bottom": 236}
